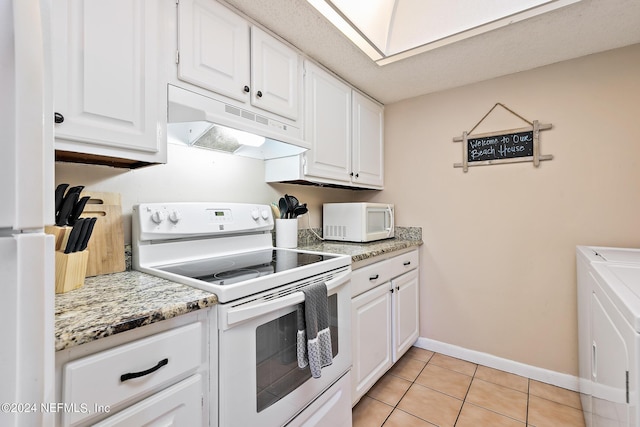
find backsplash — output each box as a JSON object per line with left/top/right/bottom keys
{"left": 297, "top": 226, "right": 422, "bottom": 246}
{"left": 123, "top": 227, "right": 422, "bottom": 271}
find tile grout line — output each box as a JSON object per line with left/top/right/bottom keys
{"left": 526, "top": 378, "right": 530, "bottom": 426}
{"left": 379, "top": 352, "right": 435, "bottom": 427}
{"left": 452, "top": 362, "right": 478, "bottom": 426}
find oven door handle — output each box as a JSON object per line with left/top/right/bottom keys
{"left": 226, "top": 270, "right": 350, "bottom": 326}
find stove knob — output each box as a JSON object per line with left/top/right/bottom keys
{"left": 261, "top": 209, "right": 270, "bottom": 220}
{"left": 168, "top": 210, "right": 182, "bottom": 224}
{"left": 251, "top": 209, "right": 260, "bottom": 221}
{"left": 150, "top": 210, "right": 165, "bottom": 224}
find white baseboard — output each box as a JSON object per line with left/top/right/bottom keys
{"left": 415, "top": 337, "right": 579, "bottom": 392}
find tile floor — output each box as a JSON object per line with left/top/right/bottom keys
{"left": 352, "top": 347, "right": 586, "bottom": 427}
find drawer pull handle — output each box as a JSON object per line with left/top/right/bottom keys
{"left": 120, "top": 358, "right": 168, "bottom": 382}
{"left": 403, "top": 261, "right": 411, "bottom": 266}
{"left": 369, "top": 274, "right": 379, "bottom": 280}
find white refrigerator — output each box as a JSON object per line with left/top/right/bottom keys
{"left": 0, "top": 0, "right": 55, "bottom": 426}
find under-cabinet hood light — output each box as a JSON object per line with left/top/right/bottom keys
{"left": 167, "top": 84, "right": 309, "bottom": 159}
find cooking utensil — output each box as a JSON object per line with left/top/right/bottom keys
{"left": 63, "top": 218, "right": 84, "bottom": 254}
{"left": 79, "top": 217, "right": 97, "bottom": 251}
{"left": 293, "top": 203, "right": 308, "bottom": 218}
{"left": 287, "top": 194, "right": 299, "bottom": 209}
{"left": 270, "top": 203, "right": 281, "bottom": 220}
{"left": 278, "top": 197, "right": 288, "bottom": 219}
{"left": 68, "top": 196, "right": 90, "bottom": 226}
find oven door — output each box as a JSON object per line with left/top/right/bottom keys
{"left": 217, "top": 269, "right": 352, "bottom": 427}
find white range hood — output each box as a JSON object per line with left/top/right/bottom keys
{"left": 167, "top": 84, "right": 309, "bottom": 159}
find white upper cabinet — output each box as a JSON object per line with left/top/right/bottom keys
{"left": 177, "top": 0, "right": 250, "bottom": 103}
{"left": 304, "top": 60, "right": 352, "bottom": 182}
{"left": 53, "top": 0, "right": 166, "bottom": 167}
{"left": 250, "top": 27, "right": 299, "bottom": 120}
{"left": 303, "top": 60, "right": 384, "bottom": 189}
{"left": 352, "top": 92, "right": 384, "bottom": 188}
{"left": 177, "top": 0, "right": 300, "bottom": 121}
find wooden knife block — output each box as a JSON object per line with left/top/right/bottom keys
{"left": 46, "top": 225, "right": 89, "bottom": 293}
{"left": 54, "top": 250, "right": 89, "bottom": 294}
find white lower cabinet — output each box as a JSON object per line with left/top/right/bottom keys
{"left": 351, "top": 280, "right": 393, "bottom": 403}
{"left": 351, "top": 249, "right": 420, "bottom": 405}
{"left": 55, "top": 311, "right": 212, "bottom": 427}
{"left": 92, "top": 374, "right": 203, "bottom": 427}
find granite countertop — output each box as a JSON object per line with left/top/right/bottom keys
{"left": 55, "top": 271, "right": 217, "bottom": 352}
{"left": 55, "top": 227, "right": 421, "bottom": 351}
{"left": 297, "top": 226, "right": 423, "bottom": 263}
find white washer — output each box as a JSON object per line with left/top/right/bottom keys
{"left": 577, "top": 246, "right": 640, "bottom": 427}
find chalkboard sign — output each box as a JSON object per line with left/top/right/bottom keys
{"left": 467, "top": 130, "right": 533, "bottom": 162}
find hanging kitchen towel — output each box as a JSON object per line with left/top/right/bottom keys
{"left": 296, "top": 282, "right": 333, "bottom": 378}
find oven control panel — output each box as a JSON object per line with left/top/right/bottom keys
{"left": 133, "top": 202, "right": 274, "bottom": 241}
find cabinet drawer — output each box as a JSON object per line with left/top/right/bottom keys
{"left": 62, "top": 322, "right": 202, "bottom": 426}
{"left": 92, "top": 374, "right": 203, "bottom": 427}
{"left": 352, "top": 250, "right": 419, "bottom": 297}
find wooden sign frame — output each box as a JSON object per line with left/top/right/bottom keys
{"left": 453, "top": 103, "right": 553, "bottom": 172}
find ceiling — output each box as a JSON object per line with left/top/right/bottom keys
{"left": 221, "top": 0, "right": 640, "bottom": 105}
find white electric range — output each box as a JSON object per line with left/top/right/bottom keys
{"left": 132, "top": 202, "right": 353, "bottom": 427}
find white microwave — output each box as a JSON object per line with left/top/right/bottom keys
{"left": 323, "top": 203, "right": 394, "bottom": 243}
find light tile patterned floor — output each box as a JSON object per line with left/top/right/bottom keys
{"left": 352, "top": 347, "right": 586, "bottom": 427}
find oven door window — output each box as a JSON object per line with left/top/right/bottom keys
{"left": 255, "top": 294, "right": 338, "bottom": 412}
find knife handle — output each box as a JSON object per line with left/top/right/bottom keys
{"left": 79, "top": 217, "right": 97, "bottom": 251}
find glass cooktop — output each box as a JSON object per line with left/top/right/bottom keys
{"left": 155, "top": 249, "right": 338, "bottom": 286}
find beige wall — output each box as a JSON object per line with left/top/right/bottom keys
{"left": 371, "top": 44, "right": 640, "bottom": 375}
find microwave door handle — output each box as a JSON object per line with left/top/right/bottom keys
{"left": 386, "top": 205, "right": 394, "bottom": 237}
{"left": 225, "top": 270, "right": 351, "bottom": 326}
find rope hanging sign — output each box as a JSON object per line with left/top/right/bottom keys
{"left": 453, "top": 103, "right": 553, "bottom": 172}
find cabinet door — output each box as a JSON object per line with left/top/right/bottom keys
{"left": 351, "top": 283, "right": 393, "bottom": 405}
{"left": 250, "top": 27, "right": 299, "bottom": 120}
{"left": 304, "top": 61, "right": 352, "bottom": 183}
{"left": 352, "top": 92, "right": 384, "bottom": 188}
{"left": 178, "top": 0, "right": 250, "bottom": 103}
{"left": 392, "top": 269, "right": 420, "bottom": 362}
{"left": 591, "top": 279, "right": 632, "bottom": 426}
{"left": 92, "top": 374, "right": 203, "bottom": 427}
{"left": 53, "top": 0, "right": 166, "bottom": 164}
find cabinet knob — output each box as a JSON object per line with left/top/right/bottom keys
{"left": 349, "top": 172, "right": 354, "bottom": 177}
{"left": 355, "top": 173, "right": 359, "bottom": 178}
{"left": 54, "top": 112, "right": 64, "bottom": 124}
{"left": 243, "top": 85, "right": 250, "bottom": 93}
{"left": 256, "top": 90, "right": 263, "bottom": 98}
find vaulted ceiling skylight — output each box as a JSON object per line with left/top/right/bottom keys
{"left": 307, "top": 0, "right": 582, "bottom": 65}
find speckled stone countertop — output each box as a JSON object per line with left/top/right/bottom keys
{"left": 55, "top": 271, "right": 217, "bottom": 352}
{"left": 297, "top": 226, "right": 423, "bottom": 263}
